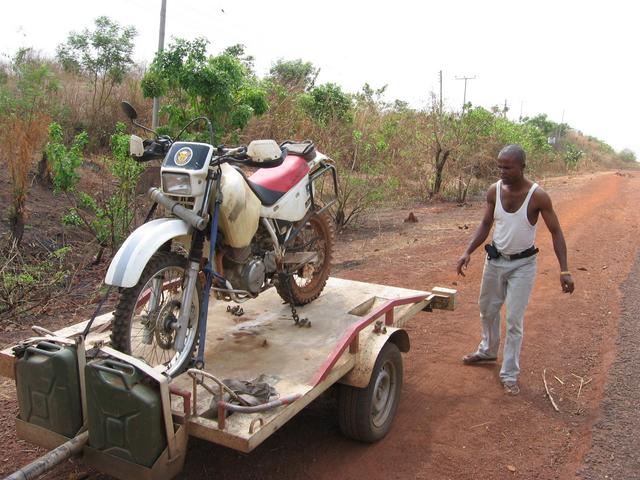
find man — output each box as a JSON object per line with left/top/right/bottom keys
{"left": 456, "top": 144, "right": 575, "bottom": 395}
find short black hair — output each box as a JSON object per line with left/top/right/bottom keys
{"left": 498, "top": 144, "right": 526, "bottom": 165}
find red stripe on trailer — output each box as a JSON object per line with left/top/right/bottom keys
{"left": 308, "top": 294, "right": 428, "bottom": 387}
{"left": 249, "top": 155, "right": 309, "bottom": 192}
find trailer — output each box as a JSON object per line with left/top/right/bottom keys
{"left": 1, "top": 277, "right": 455, "bottom": 480}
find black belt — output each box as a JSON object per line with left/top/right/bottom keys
{"left": 501, "top": 245, "right": 539, "bottom": 260}
{"left": 485, "top": 243, "right": 539, "bottom": 260}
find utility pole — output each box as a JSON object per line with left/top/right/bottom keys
{"left": 455, "top": 75, "right": 476, "bottom": 111}
{"left": 439, "top": 70, "right": 443, "bottom": 114}
{"left": 152, "top": 0, "right": 167, "bottom": 130}
{"left": 519, "top": 101, "right": 523, "bottom": 122}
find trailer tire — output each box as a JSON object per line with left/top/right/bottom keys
{"left": 338, "top": 342, "right": 403, "bottom": 442}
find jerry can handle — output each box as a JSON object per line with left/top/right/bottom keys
{"left": 24, "top": 341, "right": 64, "bottom": 359}
{"left": 92, "top": 360, "right": 137, "bottom": 390}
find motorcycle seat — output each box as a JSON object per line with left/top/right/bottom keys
{"left": 236, "top": 155, "right": 311, "bottom": 206}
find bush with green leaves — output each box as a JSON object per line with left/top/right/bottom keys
{"left": 300, "top": 83, "right": 353, "bottom": 125}
{"left": 50, "top": 122, "right": 145, "bottom": 253}
{"left": 563, "top": 143, "right": 584, "bottom": 169}
{"left": 44, "top": 122, "right": 89, "bottom": 192}
{"left": 75, "top": 123, "right": 144, "bottom": 248}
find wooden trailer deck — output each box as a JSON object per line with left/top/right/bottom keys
{"left": 172, "top": 277, "right": 440, "bottom": 451}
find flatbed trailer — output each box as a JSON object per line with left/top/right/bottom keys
{"left": 1, "top": 277, "right": 455, "bottom": 480}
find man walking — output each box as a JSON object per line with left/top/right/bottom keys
{"left": 456, "top": 144, "right": 574, "bottom": 395}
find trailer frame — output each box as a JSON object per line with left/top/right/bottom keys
{"left": 1, "top": 277, "right": 455, "bottom": 480}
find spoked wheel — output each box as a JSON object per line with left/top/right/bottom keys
{"left": 276, "top": 211, "right": 335, "bottom": 306}
{"left": 338, "top": 342, "right": 403, "bottom": 442}
{"left": 110, "top": 252, "right": 201, "bottom": 377}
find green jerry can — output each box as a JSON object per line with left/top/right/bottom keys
{"left": 85, "top": 359, "right": 167, "bottom": 467}
{"left": 15, "top": 341, "right": 83, "bottom": 438}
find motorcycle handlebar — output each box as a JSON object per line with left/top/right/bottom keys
{"left": 217, "top": 145, "right": 247, "bottom": 160}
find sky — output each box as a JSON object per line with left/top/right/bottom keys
{"left": 3, "top": 0, "right": 638, "bottom": 156}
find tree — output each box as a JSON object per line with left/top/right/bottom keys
{"left": 268, "top": 59, "right": 319, "bottom": 91}
{"left": 451, "top": 107, "right": 496, "bottom": 202}
{"left": 427, "top": 101, "right": 458, "bottom": 197}
{"left": 300, "top": 83, "right": 352, "bottom": 125}
{"left": 523, "top": 113, "right": 568, "bottom": 145}
{"left": 141, "top": 38, "right": 268, "bottom": 142}
{"left": 619, "top": 148, "right": 637, "bottom": 163}
{"left": 223, "top": 44, "right": 255, "bottom": 69}
{"left": 57, "top": 16, "right": 137, "bottom": 122}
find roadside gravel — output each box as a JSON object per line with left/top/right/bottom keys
{"left": 580, "top": 252, "right": 640, "bottom": 480}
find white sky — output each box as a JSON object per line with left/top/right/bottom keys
{"left": 3, "top": 0, "right": 638, "bottom": 156}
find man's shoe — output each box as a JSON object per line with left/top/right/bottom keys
{"left": 502, "top": 381, "right": 520, "bottom": 395}
{"left": 462, "top": 352, "right": 498, "bottom": 365}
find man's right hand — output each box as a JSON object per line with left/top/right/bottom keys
{"left": 456, "top": 254, "right": 471, "bottom": 276}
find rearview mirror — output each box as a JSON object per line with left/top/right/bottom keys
{"left": 121, "top": 101, "right": 138, "bottom": 120}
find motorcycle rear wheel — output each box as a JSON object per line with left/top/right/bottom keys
{"left": 276, "top": 211, "right": 335, "bottom": 306}
{"left": 110, "top": 251, "right": 201, "bottom": 377}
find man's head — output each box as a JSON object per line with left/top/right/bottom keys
{"left": 497, "top": 144, "right": 526, "bottom": 185}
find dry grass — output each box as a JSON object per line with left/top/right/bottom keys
{"left": 1, "top": 115, "right": 50, "bottom": 243}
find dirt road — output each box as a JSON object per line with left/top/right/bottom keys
{"left": 1, "top": 171, "right": 638, "bottom": 479}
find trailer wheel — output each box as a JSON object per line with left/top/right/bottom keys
{"left": 338, "top": 342, "right": 403, "bottom": 442}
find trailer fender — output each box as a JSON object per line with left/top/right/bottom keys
{"left": 338, "top": 327, "right": 410, "bottom": 388}
{"left": 105, "top": 218, "right": 191, "bottom": 288}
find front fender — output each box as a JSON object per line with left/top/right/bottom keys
{"left": 338, "top": 327, "right": 410, "bottom": 388}
{"left": 105, "top": 218, "right": 191, "bottom": 288}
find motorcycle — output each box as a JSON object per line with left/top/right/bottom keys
{"left": 105, "top": 101, "right": 338, "bottom": 377}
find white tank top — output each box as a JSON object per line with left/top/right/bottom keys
{"left": 493, "top": 180, "right": 538, "bottom": 255}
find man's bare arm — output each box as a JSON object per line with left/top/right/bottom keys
{"left": 456, "top": 185, "right": 496, "bottom": 276}
{"left": 537, "top": 190, "right": 575, "bottom": 293}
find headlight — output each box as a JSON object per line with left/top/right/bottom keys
{"left": 162, "top": 172, "right": 192, "bottom": 195}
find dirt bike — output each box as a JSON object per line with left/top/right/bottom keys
{"left": 105, "top": 101, "right": 337, "bottom": 377}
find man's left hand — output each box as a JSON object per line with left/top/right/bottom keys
{"left": 560, "top": 274, "right": 574, "bottom": 294}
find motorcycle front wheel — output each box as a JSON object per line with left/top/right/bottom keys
{"left": 110, "top": 251, "right": 201, "bottom": 377}
{"left": 276, "top": 211, "right": 335, "bottom": 306}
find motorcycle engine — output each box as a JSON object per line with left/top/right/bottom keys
{"left": 222, "top": 246, "right": 277, "bottom": 295}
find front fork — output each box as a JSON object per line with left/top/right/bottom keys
{"left": 175, "top": 168, "right": 222, "bottom": 364}
{"left": 174, "top": 258, "right": 201, "bottom": 351}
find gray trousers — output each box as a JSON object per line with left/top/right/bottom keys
{"left": 475, "top": 255, "right": 537, "bottom": 383}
